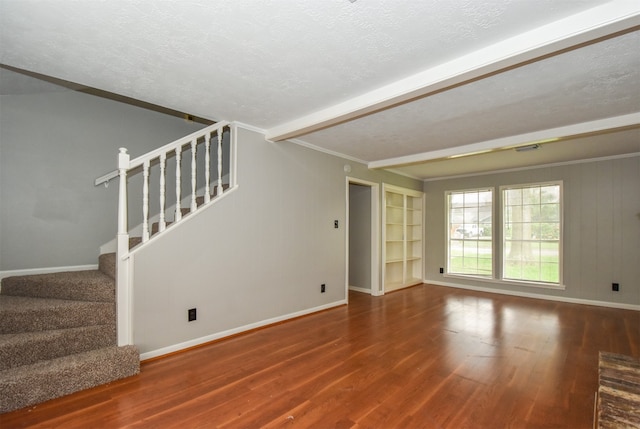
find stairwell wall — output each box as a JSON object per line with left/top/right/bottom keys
{"left": 0, "top": 71, "right": 205, "bottom": 272}
{"left": 131, "top": 127, "right": 422, "bottom": 357}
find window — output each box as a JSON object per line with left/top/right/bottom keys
{"left": 502, "top": 182, "right": 562, "bottom": 284}
{"left": 445, "top": 182, "right": 563, "bottom": 288}
{"left": 446, "top": 189, "right": 493, "bottom": 277}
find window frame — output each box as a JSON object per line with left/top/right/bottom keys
{"left": 445, "top": 187, "right": 495, "bottom": 279}
{"left": 443, "top": 181, "right": 565, "bottom": 290}
{"left": 500, "top": 181, "right": 564, "bottom": 287}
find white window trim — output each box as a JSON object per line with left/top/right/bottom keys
{"left": 444, "top": 273, "right": 566, "bottom": 290}
{"left": 445, "top": 187, "right": 495, "bottom": 279}
{"left": 499, "top": 180, "right": 564, "bottom": 288}
{"left": 444, "top": 181, "right": 565, "bottom": 290}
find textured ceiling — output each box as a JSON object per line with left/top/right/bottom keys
{"left": 1, "top": 0, "right": 639, "bottom": 179}
{"left": 302, "top": 30, "right": 640, "bottom": 161}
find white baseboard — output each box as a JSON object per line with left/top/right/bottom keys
{"left": 139, "top": 299, "right": 347, "bottom": 361}
{"left": 426, "top": 279, "right": 640, "bottom": 311}
{"left": 0, "top": 264, "right": 98, "bottom": 282}
{"left": 349, "top": 286, "right": 372, "bottom": 294}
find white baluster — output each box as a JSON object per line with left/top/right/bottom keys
{"left": 175, "top": 146, "right": 182, "bottom": 221}
{"left": 116, "top": 147, "right": 132, "bottom": 346}
{"left": 230, "top": 123, "right": 237, "bottom": 188}
{"left": 190, "top": 140, "right": 197, "bottom": 212}
{"left": 159, "top": 153, "right": 166, "bottom": 232}
{"left": 142, "top": 159, "right": 150, "bottom": 242}
{"left": 204, "top": 134, "right": 211, "bottom": 203}
{"left": 217, "top": 129, "right": 223, "bottom": 196}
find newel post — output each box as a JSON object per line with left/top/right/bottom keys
{"left": 116, "top": 148, "right": 132, "bottom": 346}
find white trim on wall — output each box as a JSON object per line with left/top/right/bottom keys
{"left": 349, "top": 286, "right": 373, "bottom": 294}
{"left": 267, "top": 5, "right": 640, "bottom": 142}
{"left": 99, "top": 174, "right": 234, "bottom": 255}
{"left": 346, "top": 177, "right": 381, "bottom": 297}
{"left": 139, "top": 299, "right": 347, "bottom": 361}
{"left": 424, "top": 152, "right": 640, "bottom": 182}
{"left": 291, "top": 138, "right": 368, "bottom": 165}
{"left": 427, "top": 279, "right": 640, "bottom": 311}
{"left": 373, "top": 114, "right": 640, "bottom": 170}
{"left": 126, "top": 186, "right": 239, "bottom": 260}
{"left": 0, "top": 264, "right": 99, "bottom": 282}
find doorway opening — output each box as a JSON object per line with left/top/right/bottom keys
{"left": 346, "top": 177, "right": 380, "bottom": 298}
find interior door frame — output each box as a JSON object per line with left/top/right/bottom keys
{"left": 345, "top": 177, "right": 381, "bottom": 298}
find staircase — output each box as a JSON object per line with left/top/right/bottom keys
{"left": 107, "top": 121, "right": 235, "bottom": 347}
{"left": 0, "top": 121, "right": 236, "bottom": 413}
{"left": 0, "top": 252, "right": 139, "bottom": 413}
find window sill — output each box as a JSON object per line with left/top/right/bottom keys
{"left": 443, "top": 273, "right": 566, "bottom": 291}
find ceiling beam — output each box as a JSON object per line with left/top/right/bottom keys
{"left": 265, "top": 1, "right": 640, "bottom": 142}
{"left": 368, "top": 113, "right": 640, "bottom": 169}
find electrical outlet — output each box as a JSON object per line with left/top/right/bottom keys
{"left": 334, "top": 220, "right": 339, "bottom": 229}
{"left": 321, "top": 284, "right": 326, "bottom": 293}
{"left": 439, "top": 267, "right": 444, "bottom": 274}
{"left": 188, "top": 308, "right": 197, "bottom": 321}
{"left": 612, "top": 283, "right": 619, "bottom": 292}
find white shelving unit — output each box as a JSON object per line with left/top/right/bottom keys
{"left": 382, "top": 184, "right": 424, "bottom": 293}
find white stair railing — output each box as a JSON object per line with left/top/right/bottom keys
{"left": 104, "top": 121, "right": 236, "bottom": 346}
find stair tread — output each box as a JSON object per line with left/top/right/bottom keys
{"left": 0, "top": 294, "right": 110, "bottom": 310}
{"left": 0, "top": 345, "right": 139, "bottom": 413}
{"left": 0, "top": 325, "right": 116, "bottom": 371}
{"left": 0, "top": 344, "right": 136, "bottom": 377}
{"left": 0, "top": 325, "right": 116, "bottom": 347}
{"left": 1, "top": 270, "right": 114, "bottom": 302}
{"left": 0, "top": 295, "right": 115, "bottom": 334}
{"left": 2, "top": 269, "right": 113, "bottom": 285}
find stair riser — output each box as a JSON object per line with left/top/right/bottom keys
{"left": 0, "top": 325, "right": 116, "bottom": 371}
{"left": 98, "top": 253, "right": 116, "bottom": 280}
{"left": 0, "top": 345, "right": 139, "bottom": 413}
{"left": 0, "top": 302, "right": 115, "bottom": 334}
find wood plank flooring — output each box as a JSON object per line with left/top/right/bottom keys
{"left": 1, "top": 284, "right": 638, "bottom": 428}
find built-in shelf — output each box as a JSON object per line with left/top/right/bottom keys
{"left": 382, "top": 184, "right": 424, "bottom": 293}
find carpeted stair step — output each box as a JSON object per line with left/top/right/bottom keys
{"left": 151, "top": 220, "right": 174, "bottom": 235}
{"left": 129, "top": 236, "right": 143, "bottom": 250}
{"left": 0, "top": 324, "right": 116, "bottom": 371}
{"left": 0, "top": 344, "right": 140, "bottom": 413}
{"left": 0, "top": 295, "right": 114, "bottom": 334}
{"left": 99, "top": 252, "right": 116, "bottom": 279}
{"left": 1, "top": 270, "right": 114, "bottom": 302}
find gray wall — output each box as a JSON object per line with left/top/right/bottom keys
{"left": 423, "top": 155, "right": 640, "bottom": 306}
{"left": 132, "top": 127, "right": 422, "bottom": 355}
{"left": 349, "top": 183, "right": 371, "bottom": 290}
{"left": 0, "top": 72, "right": 204, "bottom": 271}
{"left": 0, "top": 70, "right": 423, "bottom": 357}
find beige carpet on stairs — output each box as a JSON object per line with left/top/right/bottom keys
{"left": 0, "top": 254, "right": 139, "bottom": 413}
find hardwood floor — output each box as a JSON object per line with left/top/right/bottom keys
{"left": 2, "top": 285, "right": 638, "bottom": 428}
